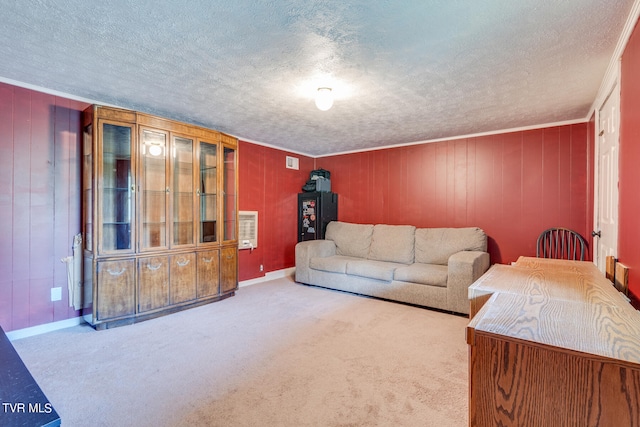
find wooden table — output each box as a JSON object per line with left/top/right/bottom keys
{"left": 467, "top": 257, "right": 640, "bottom": 427}
{"left": 468, "top": 257, "right": 625, "bottom": 318}
{"left": 0, "top": 325, "right": 60, "bottom": 427}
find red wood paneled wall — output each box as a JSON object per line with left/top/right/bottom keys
{"left": 0, "top": 84, "right": 313, "bottom": 330}
{"left": 237, "top": 141, "right": 314, "bottom": 281}
{"left": 0, "top": 83, "right": 89, "bottom": 331}
{"left": 0, "top": 86, "right": 604, "bottom": 329}
{"left": 619, "top": 19, "right": 640, "bottom": 302}
{"left": 317, "top": 124, "right": 592, "bottom": 265}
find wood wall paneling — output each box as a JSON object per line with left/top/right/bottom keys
{"left": 619, "top": 19, "right": 640, "bottom": 303}
{"left": 318, "top": 124, "right": 590, "bottom": 265}
{"left": 568, "top": 123, "right": 593, "bottom": 249}
{"left": 473, "top": 137, "right": 494, "bottom": 237}
{"left": 543, "top": 127, "right": 561, "bottom": 225}
{"left": 372, "top": 150, "right": 390, "bottom": 224}
{"left": 0, "top": 72, "right": 617, "bottom": 330}
{"left": 388, "top": 148, "right": 407, "bottom": 224}
{"left": 237, "top": 141, "right": 314, "bottom": 281}
{"left": 29, "top": 91, "right": 55, "bottom": 327}
{"left": 263, "top": 148, "right": 286, "bottom": 271}
{"left": 405, "top": 146, "right": 422, "bottom": 223}
{"left": 53, "top": 98, "right": 71, "bottom": 324}
{"left": 0, "top": 84, "right": 14, "bottom": 329}
{"left": 53, "top": 97, "right": 83, "bottom": 322}
{"left": 501, "top": 133, "right": 523, "bottom": 260}
{"left": 0, "top": 83, "right": 87, "bottom": 331}
{"left": 237, "top": 142, "right": 264, "bottom": 279}
{"left": 12, "top": 88, "right": 33, "bottom": 330}
{"left": 453, "top": 139, "right": 469, "bottom": 226}
{"left": 522, "top": 130, "right": 545, "bottom": 255}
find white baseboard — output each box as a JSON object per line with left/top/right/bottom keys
{"left": 6, "top": 268, "right": 296, "bottom": 340}
{"left": 239, "top": 267, "right": 296, "bottom": 288}
{"left": 7, "top": 316, "right": 86, "bottom": 341}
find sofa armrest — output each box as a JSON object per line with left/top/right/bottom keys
{"left": 446, "top": 251, "right": 490, "bottom": 314}
{"left": 295, "top": 240, "right": 337, "bottom": 283}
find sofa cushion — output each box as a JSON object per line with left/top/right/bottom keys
{"left": 325, "top": 221, "right": 374, "bottom": 258}
{"left": 394, "top": 263, "right": 448, "bottom": 287}
{"left": 309, "top": 255, "right": 361, "bottom": 274}
{"left": 345, "top": 259, "right": 406, "bottom": 282}
{"left": 415, "top": 227, "right": 487, "bottom": 265}
{"left": 368, "top": 224, "right": 416, "bottom": 264}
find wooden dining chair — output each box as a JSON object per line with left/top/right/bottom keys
{"left": 536, "top": 228, "right": 587, "bottom": 261}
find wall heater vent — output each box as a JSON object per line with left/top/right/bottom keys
{"left": 286, "top": 156, "right": 299, "bottom": 170}
{"left": 239, "top": 211, "right": 258, "bottom": 250}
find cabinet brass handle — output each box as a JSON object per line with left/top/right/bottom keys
{"left": 176, "top": 258, "right": 190, "bottom": 267}
{"left": 147, "top": 263, "right": 162, "bottom": 271}
{"left": 106, "top": 267, "right": 126, "bottom": 276}
{"left": 202, "top": 257, "right": 213, "bottom": 263}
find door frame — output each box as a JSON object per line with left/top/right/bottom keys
{"left": 593, "top": 76, "right": 621, "bottom": 271}
{"left": 589, "top": 1, "right": 640, "bottom": 269}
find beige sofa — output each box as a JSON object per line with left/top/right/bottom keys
{"left": 295, "top": 221, "right": 490, "bottom": 314}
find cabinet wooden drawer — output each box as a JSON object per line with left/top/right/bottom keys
{"left": 96, "top": 259, "right": 135, "bottom": 320}
{"left": 220, "top": 247, "right": 237, "bottom": 294}
{"left": 197, "top": 250, "right": 220, "bottom": 298}
{"left": 170, "top": 253, "right": 196, "bottom": 304}
{"left": 138, "top": 256, "right": 169, "bottom": 312}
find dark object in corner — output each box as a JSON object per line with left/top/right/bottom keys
{"left": 0, "top": 325, "right": 61, "bottom": 426}
{"left": 298, "top": 192, "right": 338, "bottom": 242}
{"left": 302, "top": 169, "right": 331, "bottom": 192}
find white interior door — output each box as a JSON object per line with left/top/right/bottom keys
{"left": 594, "top": 83, "right": 620, "bottom": 273}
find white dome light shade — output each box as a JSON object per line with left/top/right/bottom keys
{"left": 315, "top": 87, "right": 333, "bottom": 111}
{"left": 148, "top": 144, "right": 163, "bottom": 156}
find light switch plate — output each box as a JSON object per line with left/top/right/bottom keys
{"left": 51, "top": 287, "right": 62, "bottom": 302}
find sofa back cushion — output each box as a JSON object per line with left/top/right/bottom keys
{"left": 325, "top": 221, "right": 374, "bottom": 258}
{"left": 368, "top": 224, "right": 416, "bottom": 264}
{"left": 415, "top": 227, "right": 487, "bottom": 265}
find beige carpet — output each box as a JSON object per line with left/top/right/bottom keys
{"left": 12, "top": 277, "right": 469, "bottom": 426}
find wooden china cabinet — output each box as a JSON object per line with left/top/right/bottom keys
{"left": 81, "top": 106, "right": 238, "bottom": 329}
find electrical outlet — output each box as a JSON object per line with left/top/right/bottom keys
{"left": 51, "top": 287, "right": 62, "bottom": 302}
{"left": 260, "top": 264, "right": 264, "bottom": 272}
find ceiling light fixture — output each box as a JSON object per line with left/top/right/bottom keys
{"left": 315, "top": 87, "right": 333, "bottom": 111}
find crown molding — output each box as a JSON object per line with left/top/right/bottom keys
{"left": 231, "top": 135, "right": 316, "bottom": 158}
{"left": 313, "top": 118, "right": 588, "bottom": 158}
{"left": 589, "top": 0, "right": 640, "bottom": 114}
{"left": 0, "top": 76, "right": 121, "bottom": 107}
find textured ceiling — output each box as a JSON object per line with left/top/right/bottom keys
{"left": 0, "top": 1, "right": 635, "bottom": 156}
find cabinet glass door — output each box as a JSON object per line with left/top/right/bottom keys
{"left": 172, "top": 136, "right": 194, "bottom": 246}
{"left": 101, "top": 123, "right": 133, "bottom": 252}
{"left": 199, "top": 141, "right": 217, "bottom": 243}
{"left": 83, "top": 124, "right": 93, "bottom": 253}
{"left": 141, "top": 129, "right": 168, "bottom": 250}
{"left": 223, "top": 146, "right": 237, "bottom": 241}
